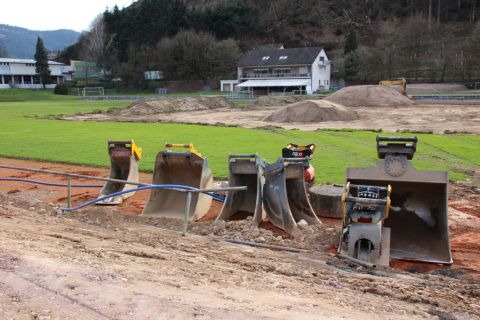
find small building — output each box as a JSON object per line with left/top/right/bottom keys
{"left": 236, "top": 47, "right": 331, "bottom": 95}
{"left": 220, "top": 80, "right": 239, "bottom": 92}
{"left": 0, "top": 58, "right": 68, "bottom": 89}
{"left": 70, "top": 60, "right": 101, "bottom": 83}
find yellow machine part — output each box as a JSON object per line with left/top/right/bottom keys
{"left": 165, "top": 143, "right": 200, "bottom": 156}
{"left": 379, "top": 77, "right": 407, "bottom": 95}
{"left": 286, "top": 144, "right": 316, "bottom": 153}
{"left": 341, "top": 182, "right": 392, "bottom": 225}
{"left": 130, "top": 140, "right": 142, "bottom": 161}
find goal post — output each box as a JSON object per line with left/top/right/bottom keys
{"left": 82, "top": 87, "right": 105, "bottom": 97}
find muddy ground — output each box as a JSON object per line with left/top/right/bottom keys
{"left": 63, "top": 101, "right": 480, "bottom": 134}
{"left": 0, "top": 157, "right": 479, "bottom": 319}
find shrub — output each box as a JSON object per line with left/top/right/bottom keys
{"left": 54, "top": 83, "right": 69, "bottom": 95}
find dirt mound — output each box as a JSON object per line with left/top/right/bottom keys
{"left": 326, "top": 85, "right": 413, "bottom": 108}
{"left": 249, "top": 95, "right": 322, "bottom": 107}
{"left": 108, "top": 96, "right": 233, "bottom": 115}
{"left": 263, "top": 100, "right": 358, "bottom": 123}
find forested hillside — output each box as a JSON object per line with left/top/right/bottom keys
{"left": 0, "top": 24, "right": 79, "bottom": 58}
{"left": 59, "top": 0, "right": 480, "bottom": 86}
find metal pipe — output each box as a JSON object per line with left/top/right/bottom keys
{"left": 0, "top": 164, "right": 147, "bottom": 187}
{"left": 182, "top": 192, "right": 192, "bottom": 236}
{"left": 225, "top": 239, "right": 305, "bottom": 253}
{"left": 67, "top": 176, "right": 71, "bottom": 209}
{"left": 336, "top": 252, "right": 377, "bottom": 268}
{"left": 0, "top": 164, "right": 247, "bottom": 193}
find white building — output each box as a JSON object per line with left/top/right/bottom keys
{"left": 220, "top": 79, "right": 239, "bottom": 92}
{"left": 236, "top": 47, "right": 331, "bottom": 95}
{"left": 0, "top": 58, "right": 68, "bottom": 89}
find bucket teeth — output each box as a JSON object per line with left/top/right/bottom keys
{"left": 262, "top": 158, "right": 321, "bottom": 235}
{"left": 142, "top": 145, "right": 213, "bottom": 221}
{"left": 216, "top": 154, "right": 265, "bottom": 224}
{"left": 345, "top": 136, "right": 452, "bottom": 264}
{"left": 97, "top": 140, "right": 141, "bottom": 205}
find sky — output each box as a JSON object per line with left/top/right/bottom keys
{"left": 0, "top": 0, "right": 135, "bottom": 32}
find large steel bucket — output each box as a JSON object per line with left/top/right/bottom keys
{"left": 142, "top": 145, "right": 213, "bottom": 220}
{"left": 97, "top": 140, "right": 141, "bottom": 205}
{"left": 263, "top": 158, "right": 321, "bottom": 234}
{"left": 216, "top": 154, "right": 264, "bottom": 224}
{"left": 346, "top": 136, "right": 451, "bottom": 264}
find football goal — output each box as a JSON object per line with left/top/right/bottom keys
{"left": 82, "top": 87, "right": 105, "bottom": 96}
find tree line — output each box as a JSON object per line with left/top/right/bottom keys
{"left": 57, "top": 0, "right": 480, "bottom": 86}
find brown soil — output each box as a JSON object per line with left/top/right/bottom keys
{"left": 106, "top": 96, "right": 233, "bottom": 116}
{"left": 249, "top": 95, "right": 322, "bottom": 107}
{"left": 263, "top": 100, "right": 358, "bottom": 123}
{"left": 1, "top": 157, "right": 479, "bottom": 319}
{"left": 62, "top": 100, "right": 480, "bottom": 134}
{"left": 326, "top": 85, "right": 413, "bottom": 108}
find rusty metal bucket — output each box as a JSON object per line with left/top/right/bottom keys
{"left": 97, "top": 140, "right": 142, "bottom": 205}
{"left": 263, "top": 158, "right": 321, "bottom": 235}
{"left": 346, "top": 136, "right": 451, "bottom": 264}
{"left": 216, "top": 154, "right": 265, "bottom": 224}
{"left": 142, "top": 144, "right": 213, "bottom": 220}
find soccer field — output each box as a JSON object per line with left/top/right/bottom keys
{"left": 0, "top": 89, "right": 478, "bottom": 183}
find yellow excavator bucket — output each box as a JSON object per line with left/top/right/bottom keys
{"left": 142, "top": 143, "right": 213, "bottom": 220}
{"left": 263, "top": 157, "right": 321, "bottom": 235}
{"left": 216, "top": 154, "right": 265, "bottom": 224}
{"left": 97, "top": 140, "right": 141, "bottom": 205}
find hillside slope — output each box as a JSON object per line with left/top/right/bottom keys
{"left": 0, "top": 24, "right": 80, "bottom": 58}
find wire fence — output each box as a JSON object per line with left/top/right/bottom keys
{"left": 0, "top": 164, "right": 246, "bottom": 235}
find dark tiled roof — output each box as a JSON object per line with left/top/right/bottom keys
{"left": 238, "top": 47, "right": 323, "bottom": 67}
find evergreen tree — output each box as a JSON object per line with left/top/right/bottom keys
{"left": 34, "top": 37, "right": 51, "bottom": 88}
{"left": 344, "top": 30, "right": 358, "bottom": 54}
{"left": 344, "top": 29, "right": 359, "bottom": 80}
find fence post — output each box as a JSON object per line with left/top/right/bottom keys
{"left": 67, "top": 176, "right": 71, "bottom": 209}
{"left": 182, "top": 192, "right": 192, "bottom": 236}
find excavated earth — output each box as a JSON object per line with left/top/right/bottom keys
{"left": 61, "top": 99, "right": 480, "bottom": 134}
{"left": 0, "top": 157, "right": 479, "bottom": 319}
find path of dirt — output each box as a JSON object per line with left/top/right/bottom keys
{"left": 0, "top": 158, "right": 479, "bottom": 319}
{"left": 62, "top": 101, "right": 480, "bottom": 134}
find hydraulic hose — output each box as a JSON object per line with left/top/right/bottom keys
{"left": 60, "top": 184, "right": 225, "bottom": 212}
{"left": 0, "top": 177, "right": 225, "bottom": 212}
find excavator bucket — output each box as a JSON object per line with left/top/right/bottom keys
{"left": 263, "top": 158, "right": 321, "bottom": 235}
{"left": 97, "top": 140, "right": 142, "bottom": 205}
{"left": 142, "top": 144, "right": 213, "bottom": 221}
{"left": 346, "top": 136, "right": 451, "bottom": 264}
{"left": 216, "top": 154, "right": 264, "bottom": 224}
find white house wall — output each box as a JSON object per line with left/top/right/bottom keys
{"left": 9, "top": 63, "right": 36, "bottom": 75}
{"left": 310, "top": 49, "right": 331, "bottom": 91}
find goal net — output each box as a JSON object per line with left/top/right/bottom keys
{"left": 82, "top": 87, "right": 105, "bottom": 97}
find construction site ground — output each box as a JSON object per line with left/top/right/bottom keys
{"left": 65, "top": 101, "right": 480, "bottom": 134}
{"left": 0, "top": 157, "right": 479, "bottom": 319}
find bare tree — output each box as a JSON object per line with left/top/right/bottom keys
{"left": 83, "top": 15, "right": 114, "bottom": 75}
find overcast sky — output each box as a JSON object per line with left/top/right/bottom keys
{"left": 0, "top": 0, "right": 135, "bottom": 32}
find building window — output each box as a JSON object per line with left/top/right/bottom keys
{"left": 320, "top": 56, "right": 325, "bottom": 62}
{"left": 279, "top": 56, "right": 288, "bottom": 60}
{"left": 261, "top": 56, "right": 270, "bottom": 61}
{"left": 274, "top": 68, "right": 290, "bottom": 74}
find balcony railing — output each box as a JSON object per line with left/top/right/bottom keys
{"left": 239, "top": 72, "right": 311, "bottom": 79}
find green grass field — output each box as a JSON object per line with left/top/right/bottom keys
{"left": 0, "top": 89, "right": 478, "bottom": 183}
